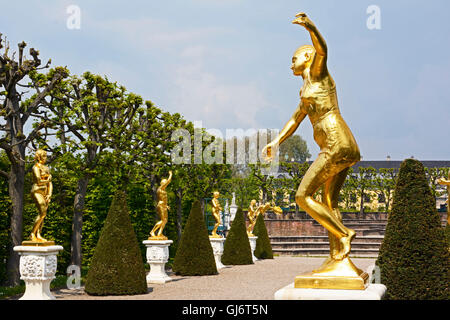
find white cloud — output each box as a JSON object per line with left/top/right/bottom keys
{"left": 168, "top": 59, "right": 270, "bottom": 130}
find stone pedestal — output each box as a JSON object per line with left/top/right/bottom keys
{"left": 143, "top": 240, "right": 173, "bottom": 284}
{"left": 274, "top": 283, "right": 387, "bottom": 300}
{"left": 248, "top": 236, "right": 258, "bottom": 262}
{"left": 13, "top": 245, "right": 64, "bottom": 300}
{"left": 209, "top": 237, "right": 226, "bottom": 270}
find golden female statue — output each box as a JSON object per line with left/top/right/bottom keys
{"left": 27, "top": 149, "right": 53, "bottom": 244}
{"left": 438, "top": 172, "right": 450, "bottom": 225}
{"left": 210, "top": 191, "right": 223, "bottom": 238}
{"left": 149, "top": 171, "right": 172, "bottom": 240}
{"left": 247, "top": 199, "right": 258, "bottom": 236}
{"left": 263, "top": 13, "right": 368, "bottom": 289}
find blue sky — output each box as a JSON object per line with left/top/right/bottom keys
{"left": 2, "top": 0, "right": 449, "bottom": 160}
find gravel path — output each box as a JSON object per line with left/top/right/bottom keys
{"left": 52, "top": 256, "right": 376, "bottom": 300}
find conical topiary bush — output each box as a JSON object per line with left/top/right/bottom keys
{"left": 85, "top": 190, "right": 147, "bottom": 295}
{"left": 172, "top": 200, "right": 217, "bottom": 275}
{"left": 375, "top": 159, "right": 450, "bottom": 300}
{"left": 221, "top": 208, "right": 253, "bottom": 265}
{"left": 253, "top": 213, "right": 274, "bottom": 259}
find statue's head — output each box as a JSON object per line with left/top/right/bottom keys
{"left": 35, "top": 149, "right": 47, "bottom": 164}
{"left": 213, "top": 191, "right": 220, "bottom": 198}
{"left": 250, "top": 199, "right": 257, "bottom": 206}
{"left": 291, "top": 45, "right": 315, "bottom": 76}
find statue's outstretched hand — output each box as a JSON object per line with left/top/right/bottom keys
{"left": 292, "top": 12, "right": 314, "bottom": 29}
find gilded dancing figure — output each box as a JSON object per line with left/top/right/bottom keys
{"left": 149, "top": 171, "right": 172, "bottom": 240}
{"left": 263, "top": 13, "right": 368, "bottom": 288}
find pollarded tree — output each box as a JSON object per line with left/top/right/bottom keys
{"left": 352, "top": 166, "right": 377, "bottom": 216}
{"left": 253, "top": 213, "right": 273, "bottom": 259}
{"left": 0, "top": 34, "right": 67, "bottom": 285}
{"left": 84, "top": 190, "right": 147, "bottom": 295}
{"left": 221, "top": 207, "right": 253, "bottom": 265}
{"left": 44, "top": 72, "right": 143, "bottom": 268}
{"left": 373, "top": 168, "right": 398, "bottom": 212}
{"left": 376, "top": 159, "right": 449, "bottom": 300}
{"left": 172, "top": 200, "right": 217, "bottom": 275}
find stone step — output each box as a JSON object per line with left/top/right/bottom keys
{"left": 272, "top": 248, "right": 380, "bottom": 258}
{"left": 270, "top": 236, "right": 384, "bottom": 244}
{"left": 271, "top": 242, "right": 381, "bottom": 249}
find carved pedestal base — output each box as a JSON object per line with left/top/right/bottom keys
{"left": 248, "top": 236, "right": 258, "bottom": 263}
{"left": 143, "top": 240, "right": 173, "bottom": 284}
{"left": 13, "top": 245, "right": 64, "bottom": 300}
{"left": 209, "top": 237, "right": 226, "bottom": 270}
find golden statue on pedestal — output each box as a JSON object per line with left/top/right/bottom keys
{"left": 149, "top": 171, "right": 172, "bottom": 240}
{"left": 438, "top": 172, "right": 450, "bottom": 225}
{"left": 23, "top": 149, "right": 54, "bottom": 246}
{"left": 262, "top": 13, "right": 368, "bottom": 289}
{"left": 210, "top": 191, "right": 223, "bottom": 238}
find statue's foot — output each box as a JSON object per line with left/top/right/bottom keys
{"left": 36, "top": 233, "right": 47, "bottom": 242}
{"left": 333, "top": 229, "right": 355, "bottom": 260}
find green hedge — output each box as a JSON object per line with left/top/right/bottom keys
{"left": 376, "top": 159, "right": 449, "bottom": 300}
{"left": 84, "top": 191, "right": 147, "bottom": 295}
{"left": 253, "top": 213, "right": 273, "bottom": 259}
{"left": 221, "top": 208, "right": 253, "bottom": 265}
{"left": 172, "top": 200, "right": 217, "bottom": 276}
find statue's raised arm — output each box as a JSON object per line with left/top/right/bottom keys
{"left": 292, "top": 12, "right": 328, "bottom": 79}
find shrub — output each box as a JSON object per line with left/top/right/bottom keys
{"left": 84, "top": 191, "right": 147, "bottom": 295}
{"left": 376, "top": 159, "right": 449, "bottom": 300}
{"left": 221, "top": 208, "right": 253, "bottom": 265}
{"left": 172, "top": 200, "right": 217, "bottom": 276}
{"left": 253, "top": 213, "right": 274, "bottom": 259}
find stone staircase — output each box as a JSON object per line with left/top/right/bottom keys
{"left": 270, "top": 219, "right": 387, "bottom": 258}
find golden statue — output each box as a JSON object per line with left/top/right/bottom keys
{"left": 256, "top": 202, "right": 283, "bottom": 217}
{"left": 247, "top": 200, "right": 258, "bottom": 236}
{"left": 262, "top": 13, "right": 368, "bottom": 289}
{"left": 23, "top": 149, "right": 54, "bottom": 246}
{"left": 248, "top": 200, "right": 282, "bottom": 236}
{"left": 149, "top": 171, "right": 172, "bottom": 240}
{"left": 210, "top": 191, "right": 223, "bottom": 238}
{"left": 437, "top": 171, "right": 450, "bottom": 225}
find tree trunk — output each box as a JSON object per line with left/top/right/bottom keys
{"left": 5, "top": 161, "right": 25, "bottom": 286}
{"left": 70, "top": 176, "right": 89, "bottom": 267}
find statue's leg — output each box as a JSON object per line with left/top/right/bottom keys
{"left": 295, "top": 153, "right": 353, "bottom": 259}
{"left": 323, "top": 168, "right": 350, "bottom": 259}
{"left": 31, "top": 193, "right": 47, "bottom": 241}
{"left": 157, "top": 209, "right": 168, "bottom": 236}
{"left": 212, "top": 212, "right": 220, "bottom": 235}
{"left": 37, "top": 210, "right": 48, "bottom": 241}
{"left": 150, "top": 207, "right": 163, "bottom": 237}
